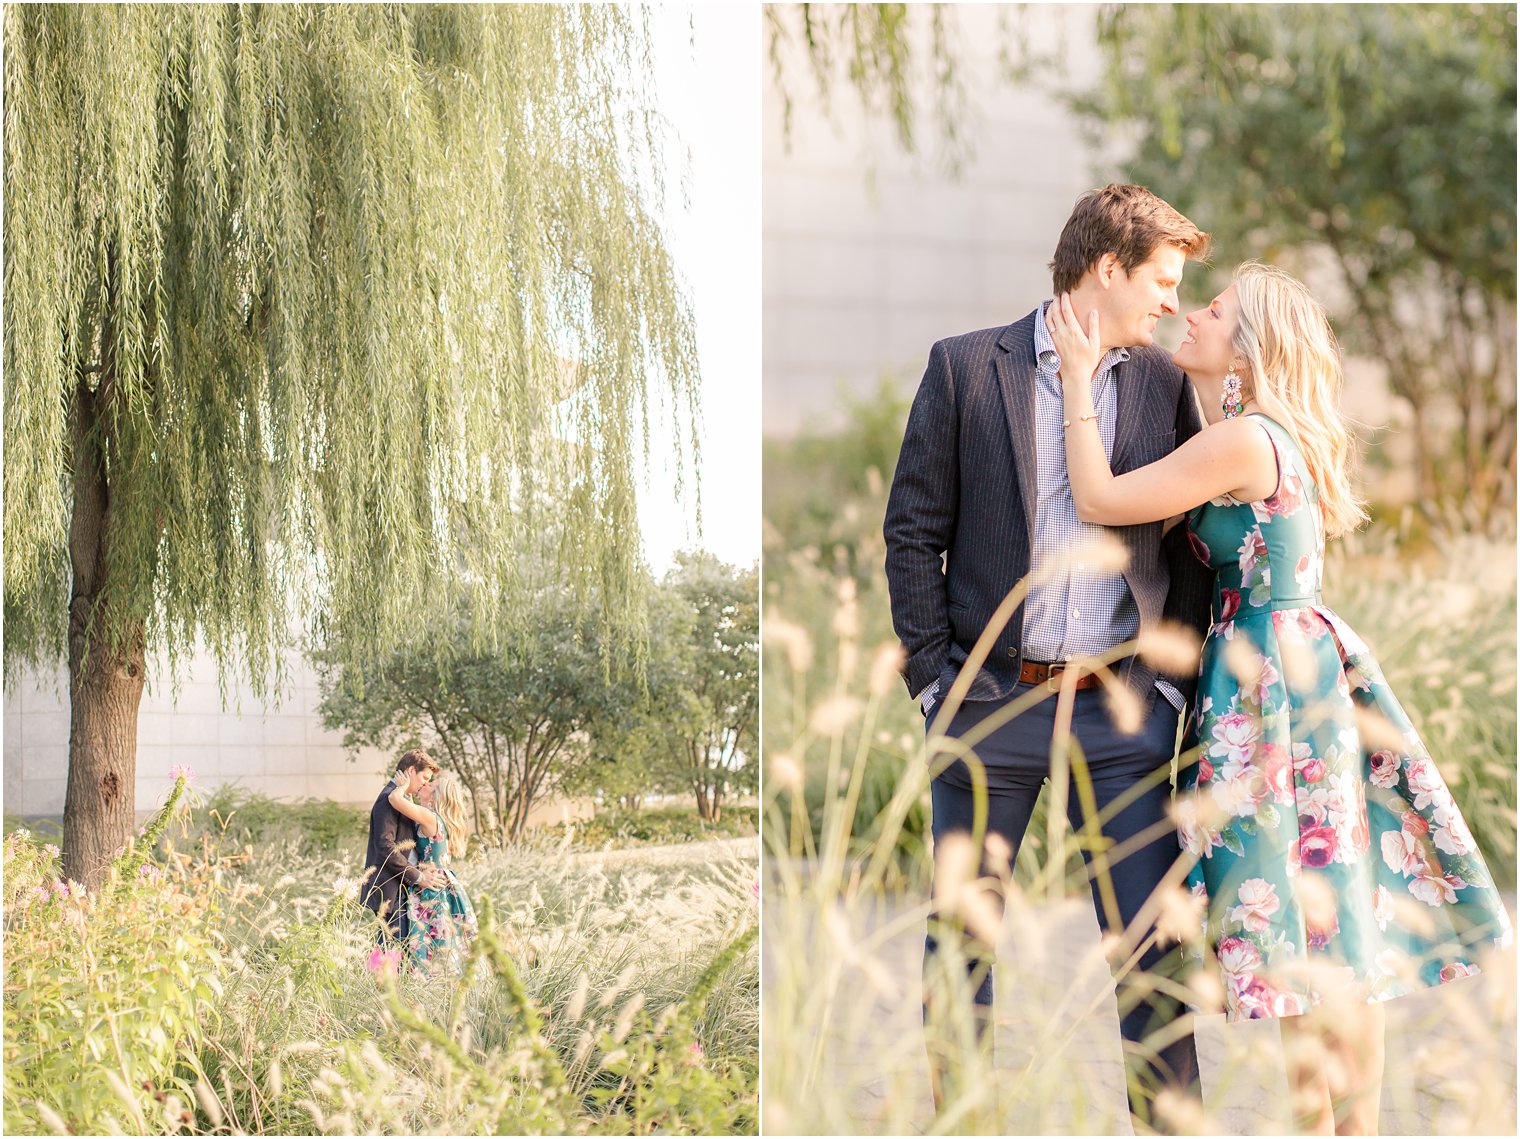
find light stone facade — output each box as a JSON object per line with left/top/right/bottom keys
{"left": 4, "top": 645, "right": 390, "bottom": 815}
{"left": 763, "top": 7, "right": 1113, "bottom": 437}
{"left": 4, "top": 647, "right": 595, "bottom": 825}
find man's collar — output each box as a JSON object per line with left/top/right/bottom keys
{"left": 1032, "top": 301, "right": 1131, "bottom": 371}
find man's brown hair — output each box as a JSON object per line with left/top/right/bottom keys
{"left": 1049, "top": 183, "right": 1210, "bottom": 294}
{"left": 397, "top": 748, "right": 440, "bottom": 775}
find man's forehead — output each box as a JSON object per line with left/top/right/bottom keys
{"left": 1146, "top": 246, "right": 1187, "bottom": 279}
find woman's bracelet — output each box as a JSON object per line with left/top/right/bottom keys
{"left": 1062, "top": 412, "right": 1099, "bottom": 429}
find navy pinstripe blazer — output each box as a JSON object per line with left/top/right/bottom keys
{"left": 883, "top": 310, "right": 1214, "bottom": 714}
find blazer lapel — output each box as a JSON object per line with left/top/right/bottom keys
{"left": 1111, "top": 352, "right": 1147, "bottom": 469}
{"left": 994, "top": 315, "right": 1039, "bottom": 541}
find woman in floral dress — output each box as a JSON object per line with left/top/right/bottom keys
{"left": 389, "top": 771, "right": 479, "bottom": 975}
{"left": 1046, "top": 262, "right": 1511, "bottom": 1135}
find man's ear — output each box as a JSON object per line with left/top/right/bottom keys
{"left": 1093, "top": 251, "right": 1120, "bottom": 290}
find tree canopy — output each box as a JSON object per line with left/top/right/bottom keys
{"left": 5, "top": 3, "right": 701, "bottom": 682}
{"left": 1077, "top": 4, "right": 1516, "bottom": 528}
{"left": 3, "top": 4, "right": 700, "bottom": 880}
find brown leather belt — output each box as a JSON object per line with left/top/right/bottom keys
{"left": 1019, "top": 660, "right": 1103, "bottom": 691}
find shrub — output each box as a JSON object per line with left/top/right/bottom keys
{"left": 549, "top": 806, "right": 760, "bottom": 849}
{"left": 192, "top": 785, "right": 370, "bottom": 857}
{"left": 3, "top": 776, "right": 237, "bottom": 1135}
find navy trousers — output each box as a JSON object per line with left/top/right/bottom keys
{"left": 924, "top": 683, "right": 1199, "bottom": 1122}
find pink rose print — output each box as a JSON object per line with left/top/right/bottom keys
{"left": 1296, "top": 784, "right": 1333, "bottom": 828}
{"left": 1260, "top": 744, "right": 1294, "bottom": 805}
{"left": 1293, "top": 553, "right": 1315, "bottom": 594}
{"left": 1237, "top": 530, "right": 1268, "bottom": 575}
{"left": 1381, "top": 830, "right": 1429, "bottom": 878}
{"left": 1251, "top": 656, "right": 1281, "bottom": 706}
{"left": 1210, "top": 712, "right": 1259, "bottom": 765}
{"left": 1404, "top": 755, "right": 1447, "bottom": 811}
{"left": 1408, "top": 874, "right": 1457, "bottom": 907}
{"left": 1400, "top": 810, "right": 1429, "bottom": 837}
{"left": 1368, "top": 750, "right": 1401, "bottom": 789}
{"left": 1213, "top": 758, "right": 1268, "bottom": 817}
{"left": 1372, "top": 885, "right": 1394, "bottom": 932}
{"left": 1229, "top": 878, "right": 1280, "bottom": 932}
{"left": 1187, "top": 527, "right": 1212, "bottom": 566}
{"left": 1197, "top": 756, "right": 1214, "bottom": 783}
{"left": 1175, "top": 795, "right": 1225, "bottom": 858}
{"left": 1299, "top": 826, "right": 1339, "bottom": 869}
{"left": 1439, "top": 962, "right": 1479, "bottom": 983}
{"left": 1234, "top": 976, "right": 1303, "bottom": 1020}
{"left": 1292, "top": 608, "right": 1324, "bottom": 638}
{"left": 1217, "top": 936, "right": 1263, "bottom": 974}
{"left": 1259, "top": 470, "right": 1303, "bottom": 517}
{"left": 1219, "top": 588, "right": 1241, "bottom": 622}
{"left": 1298, "top": 756, "right": 1326, "bottom": 783}
{"left": 1306, "top": 909, "right": 1340, "bottom": 951}
{"left": 1433, "top": 814, "right": 1476, "bottom": 857}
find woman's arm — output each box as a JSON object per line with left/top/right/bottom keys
{"left": 1049, "top": 296, "right": 1276, "bottom": 525}
{"left": 388, "top": 785, "right": 439, "bottom": 838}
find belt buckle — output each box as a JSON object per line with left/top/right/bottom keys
{"left": 1045, "top": 661, "right": 1068, "bottom": 689}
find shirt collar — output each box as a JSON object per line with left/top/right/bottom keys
{"left": 1033, "top": 301, "right": 1130, "bottom": 373}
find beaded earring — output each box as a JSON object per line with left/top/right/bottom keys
{"left": 1222, "top": 365, "right": 1244, "bottom": 419}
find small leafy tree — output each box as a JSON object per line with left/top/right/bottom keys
{"left": 317, "top": 585, "right": 619, "bottom": 843}
{"left": 663, "top": 554, "right": 759, "bottom": 823}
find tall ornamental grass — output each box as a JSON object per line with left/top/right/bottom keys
{"left": 4, "top": 779, "right": 758, "bottom": 1135}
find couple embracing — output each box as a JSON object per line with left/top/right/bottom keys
{"left": 884, "top": 184, "right": 1512, "bottom": 1134}
{"left": 361, "top": 748, "right": 479, "bottom": 976}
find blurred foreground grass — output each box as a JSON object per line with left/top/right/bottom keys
{"left": 5, "top": 790, "right": 758, "bottom": 1135}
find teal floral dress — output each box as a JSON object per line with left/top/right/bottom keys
{"left": 404, "top": 815, "right": 479, "bottom": 976}
{"left": 1181, "top": 413, "right": 1512, "bottom": 1022}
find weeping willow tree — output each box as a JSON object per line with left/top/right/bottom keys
{"left": 4, "top": 4, "right": 700, "bottom": 885}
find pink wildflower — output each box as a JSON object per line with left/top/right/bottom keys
{"left": 686, "top": 1042, "right": 705, "bottom": 1065}
{"left": 43, "top": 844, "right": 61, "bottom": 860}
{"left": 366, "top": 947, "right": 403, "bottom": 981}
{"left": 168, "top": 764, "right": 196, "bottom": 785}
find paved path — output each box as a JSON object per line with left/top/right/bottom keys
{"left": 567, "top": 835, "right": 757, "bottom": 869}
{"left": 763, "top": 889, "right": 1516, "bottom": 1135}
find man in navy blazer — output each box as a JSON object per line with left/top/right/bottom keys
{"left": 885, "top": 184, "right": 1216, "bottom": 1129}
{"left": 362, "top": 748, "right": 445, "bottom": 944}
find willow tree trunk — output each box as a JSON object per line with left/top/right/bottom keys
{"left": 62, "top": 272, "right": 149, "bottom": 888}
{"left": 63, "top": 249, "right": 152, "bottom": 882}
{"left": 63, "top": 615, "right": 146, "bottom": 887}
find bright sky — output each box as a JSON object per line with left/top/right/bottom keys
{"left": 635, "top": 4, "right": 760, "bottom": 574}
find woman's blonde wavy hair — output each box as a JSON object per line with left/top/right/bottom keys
{"left": 1231, "top": 262, "right": 1368, "bottom": 538}
{"left": 430, "top": 772, "right": 471, "bottom": 859}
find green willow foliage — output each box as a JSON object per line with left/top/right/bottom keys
{"left": 1077, "top": 4, "right": 1516, "bottom": 528}
{"left": 4, "top": 4, "right": 699, "bottom": 691}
